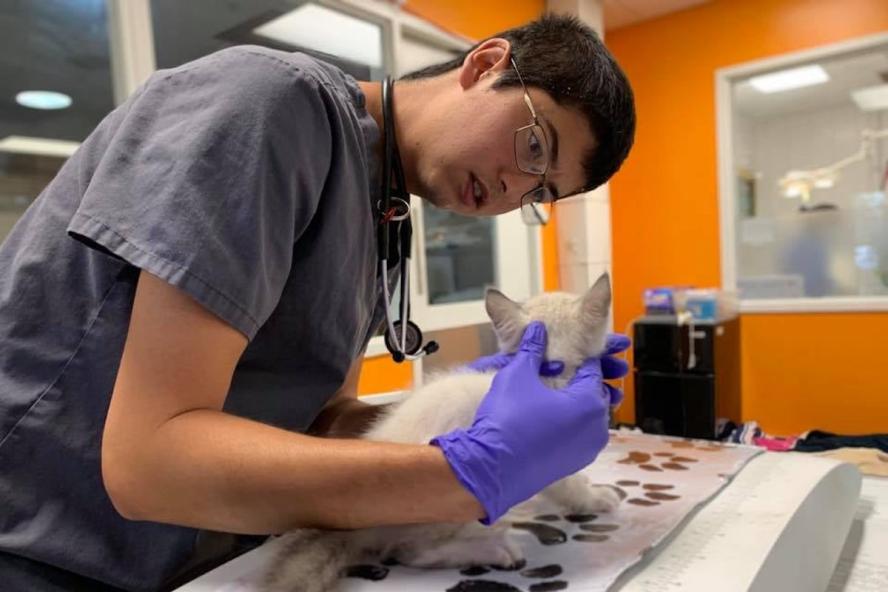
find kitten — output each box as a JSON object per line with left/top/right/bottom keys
{"left": 263, "top": 273, "right": 620, "bottom": 592}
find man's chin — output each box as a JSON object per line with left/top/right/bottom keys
{"left": 417, "top": 191, "right": 451, "bottom": 211}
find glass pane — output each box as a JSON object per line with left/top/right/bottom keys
{"left": 397, "top": 30, "right": 462, "bottom": 77}
{"left": 151, "top": 0, "right": 386, "bottom": 80}
{"left": 423, "top": 205, "right": 496, "bottom": 305}
{"left": 731, "top": 42, "right": 888, "bottom": 299}
{"left": 0, "top": 0, "right": 114, "bottom": 244}
{"left": 737, "top": 201, "right": 888, "bottom": 298}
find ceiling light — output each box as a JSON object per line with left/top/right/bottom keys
{"left": 253, "top": 4, "right": 382, "bottom": 68}
{"left": 749, "top": 65, "right": 829, "bottom": 94}
{"left": 851, "top": 84, "right": 888, "bottom": 111}
{"left": 0, "top": 135, "right": 79, "bottom": 158}
{"left": 15, "top": 90, "right": 73, "bottom": 110}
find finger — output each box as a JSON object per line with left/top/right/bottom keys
{"left": 563, "top": 357, "right": 603, "bottom": 396}
{"left": 515, "top": 321, "right": 547, "bottom": 362}
{"left": 540, "top": 360, "right": 564, "bottom": 377}
{"left": 479, "top": 354, "right": 513, "bottom": 372}
{"left": 601, "top": 355, "right": 629, "bottom": 380}
{"left": 603, "top": 333, "right": 631, "bottom": 356}
{"left": 604, "top": 383, "right": 624, "bottom": 406}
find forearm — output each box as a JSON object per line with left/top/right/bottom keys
{"left": 106, "top": 408, "right": 483, "bottom": 534}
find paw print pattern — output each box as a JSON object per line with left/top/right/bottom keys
{"left": 616, "top": 480, "right": 683, "bottom": 507}
{"left": 344, "top": 564, "right": 390, "bottom": 580}
{"left": 617, "top": 448, "right": 701, "bottom": 474}
{"left": 670, "top": 439, "right": 724, "bottom": 452}
{"left": 447, "top": 561, "right": 570, "bottom": 591}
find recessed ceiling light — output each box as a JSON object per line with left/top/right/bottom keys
{"left": 15, "top": 90, "right": 73, "bottom": 110}
{"left": 749, "top": 65, "right": 829, "bottom": 94}
{"left": 252, "top": 4, "right": 382, "bottom": 69}
{"left": 851, "top": 84, "right": 888, "bottom": 111}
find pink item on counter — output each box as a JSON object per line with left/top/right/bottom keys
{"left": 753, "top": 436, "right": 799, "bottom": 452}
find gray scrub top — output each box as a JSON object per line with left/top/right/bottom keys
{"left": 0, "top": 46, "right": 387, "bottom": 590}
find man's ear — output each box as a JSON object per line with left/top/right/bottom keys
{"left": 458, "top": 38, "right": 512, "bottom": 90}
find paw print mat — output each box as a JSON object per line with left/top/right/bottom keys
{"left": 340, "top": 432, "right": 762, "bottom": 592}
{"left": 186, "top": 432, "right": 761, "bottom": 592}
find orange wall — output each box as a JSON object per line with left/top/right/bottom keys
{"left": 607, "top": 0, "right": 888, "bottom": 433}
{"left": 404, "top": 0, "right": 546, "bottom": 40}
{"left": 358, "top": 0, "right": 549, "bottom": 395}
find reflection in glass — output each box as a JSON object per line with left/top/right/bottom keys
{"left": 731, "top": 41, "right": 888, "bottom": 300}
{"left": 738, "top": 196, "right": 888, "bottom": 298}
{"left": 151, "top": 0, "right": 384, "bottom": 80}
{"left": 422, "top": 206, "right": 496, "bottom": 305}
{"left": 0, "top": 153, "right": 66, "bottom": 242}
{"left": 0, "top": 0, "right": 113, "bottom": 244}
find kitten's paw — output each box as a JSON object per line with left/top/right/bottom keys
{"left": 568, "top": 484, "right": 622, "bottom": 514}
{"left": 401, "top": 535, "right": 524, "bottom": 569}
{"left": 482, "top": 537, "right": 526, "bottom": 570}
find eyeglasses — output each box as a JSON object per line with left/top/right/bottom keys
{"left": 511, "top": 58, "right": 555, "bottom": 226}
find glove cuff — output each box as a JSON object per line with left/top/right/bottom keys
{"left": 430, "top": 427, "right": 507, "bottom": 525}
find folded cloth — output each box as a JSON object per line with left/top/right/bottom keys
{"left": 795, "top": 430, "right": 888, "bottom": 454}
{"left": 812, "top": 447, "right": 888, "bottom": 477}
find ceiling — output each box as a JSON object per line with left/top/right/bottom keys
{"left": 734, "top": 46, "right": 888, "bottom": 119}
{"left": 603, "top": 0, "right": 711, "bottom": 31}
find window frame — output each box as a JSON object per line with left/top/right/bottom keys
{"left": 716, "top": 31, "right": 888, "bottom": 314}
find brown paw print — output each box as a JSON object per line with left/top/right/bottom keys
{"left": 618, "top": 449, "right": 697, "bottom": 472}
{"left": 645, "top": 491, "right": 680, "bottom": 501}
{"left": 642, "top": 484, "right": 675, "bottom": 491}
{"left": 614, "top": 481, "right": 682, "bottom": 507}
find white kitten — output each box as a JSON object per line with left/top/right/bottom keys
{"left": 264, "top": 273, "right": 620, "bottom": 592}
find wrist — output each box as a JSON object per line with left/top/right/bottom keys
{"left": 430, "top": 427, "right": 508, "bottom": 525}
{"left": 424, "top": 441, "right": 486, "bottom": 522}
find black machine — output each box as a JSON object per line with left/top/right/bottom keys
{"left": 633, "top": 317, "right": 741, "bottom": 439}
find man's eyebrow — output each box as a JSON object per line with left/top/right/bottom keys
{"left": 540, "top": 115, "right": 560, "bottom": 198}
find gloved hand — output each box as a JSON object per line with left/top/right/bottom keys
{"left": 599, "top": 333, "right": 630, "bottom": 406}
{"left": 431, "top": 322, "right": 615, "bottom": 525}
{"left": 464, "top": 333, "right": 631, "bottom": 404}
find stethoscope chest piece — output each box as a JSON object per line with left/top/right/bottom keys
{"left": 383, "top": 320, "right": 423, "bottom": 363}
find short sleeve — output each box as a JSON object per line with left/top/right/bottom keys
{"left": 67, "top": 47, "right": 332, "bottom": 339}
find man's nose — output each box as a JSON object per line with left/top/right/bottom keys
{"left": 499, "top": 168, "right": 540, "bottom": 203}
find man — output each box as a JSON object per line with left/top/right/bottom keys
{"left": 0, "top": 13, "right": 635, "bottom": 591}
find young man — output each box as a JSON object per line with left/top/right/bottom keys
{"left": 0, "top": 14, "right": 635, "bottom": 592}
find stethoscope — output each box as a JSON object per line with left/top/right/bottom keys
{"left": 377, "top": 76, "right": 439, "bottom": 363}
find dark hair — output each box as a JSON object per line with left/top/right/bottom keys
{"left": 401, "top": 14, "right": 636, "bottom": 194}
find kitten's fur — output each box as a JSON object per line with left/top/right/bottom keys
{"left": 264, "top": 273, "right": 619, "bottom": 592}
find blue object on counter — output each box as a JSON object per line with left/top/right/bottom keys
{"left": 643, "top": 286, "right": 691, "bottom": 315}
{"left": 685, "top": 289, "right": 719, "bottom": 321}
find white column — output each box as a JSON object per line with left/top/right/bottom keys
{"left": 545, "top": 0, "right": 612, "bottom": 294}
{"left": 107, "top": 0, "right": 157, "bottom": 104}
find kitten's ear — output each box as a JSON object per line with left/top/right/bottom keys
{"left": 579, "top": 272, "right": 612, "bottom": 327}
{"left": 485, "top": 288, "right": 528, "bottom": 349}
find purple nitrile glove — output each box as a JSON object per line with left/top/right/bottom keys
{"left": 431, "top": 322, "right": 612, "bottom": 525}
{"left": 600, "top": 333, "right": 630, "bottom": 406}
{"left": 466, "top": 333, "right": 631, "bottom": 403}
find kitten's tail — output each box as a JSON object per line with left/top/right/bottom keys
{"left": 262, "top": 529, "right": 370, "bottom": 592}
